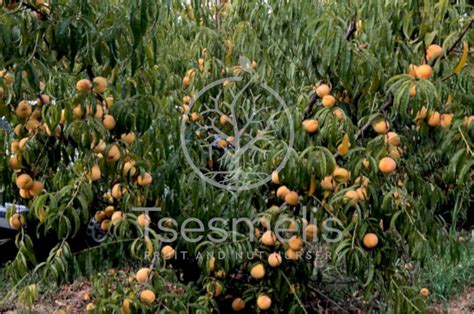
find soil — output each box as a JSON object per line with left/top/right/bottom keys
{"left": 1, "top": 274, "right": 472, "bottom": 313}
{"left": 429, "top": 286, "right": 474, "bottom": 313}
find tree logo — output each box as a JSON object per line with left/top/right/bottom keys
{"left": 180, "top": 57, "right": 294, "bottom": 191}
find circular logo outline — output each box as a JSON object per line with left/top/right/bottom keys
{"left": 180, "top": 76, "right": 294, "bottom": 191}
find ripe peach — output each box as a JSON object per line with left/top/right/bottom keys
{"left": 416, "top": 64, "right": 433, "bottom": 80}
{"left": 257, "top": 295, "right": 272, "bottom": 310}
{"left": 378, "top": 157, "right": 396, "bottom": 173}
{"left": 285, "top": 191, "right": 299, "bottom": 206}
{"left": 440, "top": 113, "right": 453, "bottom": 127}
{"left": 320, "top": 176, "right": 336, "bottom": 190}
{"left": 250, "top": 263, "right": 265, "bottom": 279}
{"left": 231, "top": 298, "right": 245, "bottom": 311}
{"left": 316, "top": 84, "right": 330, "bottom": 97}
{"left": 322, "top": 95, "right": 336, "bottom": 108}
{"left": 427, "top": 112, "right": 441, "bottom": 127}
{"left": 302, "top": 119, "right": 319, "bottom": 133}
{"left": 268, "top": 252, "right": 282, "bottom": 267}
{"left": 372, "top": 119, "right": 390, "bottom": 134}
{"left": 276, "top": 186, "right": 290, "bottom": 200}
{"left": 384, "top": 131, "right": 400, "bottom": 146}
{"left": 76, "top": 79, "right": 92, "bottom": 92}
{"left": 426, "top": 44, "right": 443, "bottom": 62}
{"left": 93, "top": 76, "right": 107, "bottom": 93}
{"left": 363, "top": 233, "right": 379, "bottom": 249}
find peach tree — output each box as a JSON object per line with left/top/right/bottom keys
{"left": 0, "top": 0, "right": 473, "bottom": 312}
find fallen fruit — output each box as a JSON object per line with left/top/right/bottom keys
{"left": 420, "top": 287, "right": 430, "bottom": 297}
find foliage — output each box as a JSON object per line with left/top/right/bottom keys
{"left": 417, "top": 236, "right": 474, "bottom": 303}
{"left": 0, "top": 0, "right": 473, "bottom": 312}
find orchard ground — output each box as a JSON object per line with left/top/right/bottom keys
{"left": 0, "top": 237, "right": 473, "bottom": 312}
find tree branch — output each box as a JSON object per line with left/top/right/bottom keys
{"left": 430, "top": 19, "right": 473, "bottom": 67}
{"left": 441, "top": 72, "right": 456, "bottom": 82}
{"left": 445, "top": 19, "right": 473, "bottom": 57}
{"left": 345, "top": 15, "right": 357, "bottom": 41}
{"left": 308, "top": 284, "right": 349, "bottom": 313}
{"left": 303, "top": 93, "right": 318, "bottom": 120}
{"left": 422, "top": 37, "right": 428, "bottom": 65}
{"left": 355, "top": 92, "right": 393, "bottom": 141}
{"left": 20, "top": 2, "right": 50, "bottom": 21}
{"left": 333, "top": 92, "right": 393, "bottom": 158}
{"left": 215, "top": 0, "right": 221, "bottom": 32}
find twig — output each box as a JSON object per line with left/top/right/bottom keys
{"left": 73, "top": 238, "right": 135, "bottom": 255}
{"left": 354, "top": 92, "right": 393, "bottom": 141}
{"left": 31, "top": 137, "right": 51, "bottom": 176}
{"left": 323, "top": 279, "right": 358, "bottom": 284}
{"left": 441, "top": 72, "right": 456, "bottom": 82}
{"left": 451, "top": 48, "right": 474, "bottom": 54}
{"left": 344, "top": 15, "right": 357, "bottom": 41}
{"left": 0, "top": 273, "right": 29, "bottom": 307}
{"left": 391, "top": 280, "right": 420, "bottom": 312}
{"left": 333, "top": 92, "right": 393, "bottom": 158}
{"left": 147, "top": 248, "right": 159, "bottom": 282}
{"left": 280, "top": 271, "right": 308, "bottom": 314}
{"left": 431, "top": 18, "right": 473, "bottom": 68}
{"left": 422, "top": 37, "right": 428, "bottom": 64}
{"left": 215, "top": 0, "right": 221, "bottom": 32}
{"left": 303, "top": 93, "right": 318, "bottom": 120}
{"left": 445, "top": 19, "right": 473, "bottom": 56}
{"left": 458, "top": 126, "right": 474, "bottom": 156}
{"left": 308, "top": 285, "right": 349, "bottom": 313}
{"left": 20, "top": 2, "right": 50, "bottom": 21}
